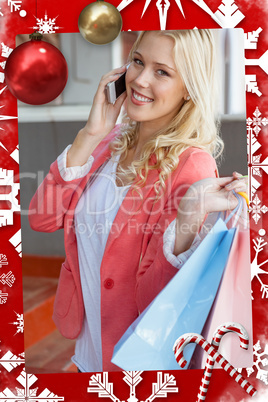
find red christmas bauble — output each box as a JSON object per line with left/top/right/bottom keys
{"left": 5, "top": 35, "right": 68, "bottom": 105}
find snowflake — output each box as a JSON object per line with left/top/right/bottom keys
{"left": 247, "top": 126, "right": 260, "bottom": 200}
{"left": 117, "top": 0, "right": 244, "bottom": 30}
{"left": 0, "top": 61, "right": 6, "bottom": 69}
{"left": 245, "top": 27, "right": 263, "bottom": 50}
{"left": 247, "top": 107, "right": 268, "bottom": 201}
{"left": 214, "top": 0, "right": 245, "bottom": 28}
{"left": 245, "top": 75, "right": 262, "bottom": 97}
{"left": 0, "top": 254, "right": 8, "bottom": 268}
{"left": 244, "top": 28, "right": 266, "bottom": 96}
{"left": 246, "top": 50, "right": 268, "bottom": 76}
{"left": 9, "top": 229, "right": 22, "bottom": 258}
{"left": 247, "top": 107, "right": 268, "bottom": 136}
{"left": 0, "top": 347, "right": 24, "bottom": 372}
{"left": 246, "top": 341, "right": 268, "bottom": 385}
{"left": 1, "top": 42, "right": 13, "bottom": 58}
{"left": 0, "top": 271, "right": 15, "bottom": 287}
{"left": 32, "top": 13, "right": 60, "bottom": 34}
{"left": 88, "top": 371, "right": 178, "bottom": 402}
{"left": 251, "top": 229, "right": 268, "bottom": 299}
{"left": 0, "top": 8, "right": 3, "bottom": 17}
{"left": 249, "top": 194, "right": 268, "bottom": 224}
{"left": 0, "top": 368, "right": 65, "bottom": 401}
{"left": 0, "top": 290, "right": 8, "bottom": 304}
{"left": 0, "top": 168, "right": 20, "bottom": 227}
{"left": 245, "top": 43, "right": 268, "bottom": 79}
{"left": 10, "top": 312, "right": 24, "bottom": 335}
{"left": 7, "top": 0, "right": 22, "bottom": 13}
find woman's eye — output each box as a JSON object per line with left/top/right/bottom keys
{"left": 133, "top": 58, "right": 143, "bottom": 66}
{"left": 157, "top": 69, "right": 169, "bottom": 77}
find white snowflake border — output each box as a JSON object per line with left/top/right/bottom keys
{"left": 0, "top": 349, "right": 24, "bottom": 373}
{"left": 0, "top": 168, "right": 20, "bottom": 227}
{"left": 247, "top": 107, "right": 268, "bottom": 300}
{"left": 251, "top": 229, "right": 268, "bottom": 300}
{"left": 247, "top": 107, "right": 268, "bottom": 137}
{"left": 249, "top": 195, "right": 268, "bottom": 225}
{"left": 0, "top": 43, "right": 23, "bottom": 302}
{"left": 0, "top": 368, "right": 64, "bottom": 402}
{"left": 245, "top": 27, "right": 264, "bottom": 97}
{"left": 0, "top": 344, "right": 64, "bottom": 402}
{"left": 118, "top": 0, "right": 245, "bottom": 30}
{"left": 7, "top": 0, "right": 22, "bottom": 14}
{"left": 0, "top": 233, "right": 22, "bottom": 306}
{"left": 244, "top": 26, "right": 268, "bottom": 97}
{"left": 247, "top": 107, "right": 268, "bottom": 224}
{"left": 0, "top": 2, "right": 267, "bottom": 400}
{"left": 247, "top": 340, "right": 268, "bottom": 386}
{"left": 88, "top": 371, "right": 178, "bottom": 402}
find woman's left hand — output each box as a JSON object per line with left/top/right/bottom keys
{"left": 173, "top": 172, "right": 248, "bottom": 256}
{"left": 181, "top": 172, "right": 248, "bottom": 217}
{"left": 174, "top": 172, "right": 247, "bottom": 255}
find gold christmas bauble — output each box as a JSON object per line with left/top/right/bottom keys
{"left": 78, "top": 1, "right": 122, "bottom": 45}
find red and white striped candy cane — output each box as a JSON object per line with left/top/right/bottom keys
{"left": 197, "top": 322, "right": 249, "bottom": 402}
{"left": 173, "top": 333, "right": 257, "bottom": 397}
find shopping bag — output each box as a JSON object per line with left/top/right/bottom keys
{"left": 112, "top": 210, "right": 238, "bottom": 371}
{"left": 201, "top": 199, "right": 253, "bottom": 368}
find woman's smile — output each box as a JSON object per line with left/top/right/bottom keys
{"left": 131, "top": 89, "right": 154, "bottom": 105}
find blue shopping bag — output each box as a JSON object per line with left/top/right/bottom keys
{"left": 112, "top": 210, "right": 238, "bottom": 370}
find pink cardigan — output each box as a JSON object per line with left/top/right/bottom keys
{"left": 28, "top": 126, "right": 217, "bottom": 371}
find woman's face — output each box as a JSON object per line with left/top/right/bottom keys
{"left": 125, "top": 32, "right": 187, "bottom": 130}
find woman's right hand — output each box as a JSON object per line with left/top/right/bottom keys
{"left": 83, "top": 64, "right": 128, "bottom": 138}
{"left": 66, "top": 65, "right": 128, "bottom": 167}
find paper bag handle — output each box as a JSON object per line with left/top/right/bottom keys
{"left": 225, "top": 192, "right": 247, "bottom": 229}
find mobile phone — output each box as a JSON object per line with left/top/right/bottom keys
{"left": 106, "top": 72, "right": 126, "bottom": 104}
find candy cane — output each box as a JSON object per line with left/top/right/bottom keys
{"left": 173, "top": 333, "right": 257, "bottom": 397}
{"left": 197, "top": 323, "right": 249, "bottom": 402}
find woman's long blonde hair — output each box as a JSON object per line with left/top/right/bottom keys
{"left": 109, "top": 29, "right": 223, "bottom": 200}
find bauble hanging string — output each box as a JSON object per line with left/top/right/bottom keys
{"left": 4, "top": 0, "right": 68, "bottom": 105}
{"left": 78, "top": 0, "right": 122, "bottom": 45}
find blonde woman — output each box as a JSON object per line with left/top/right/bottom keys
{"left": 29, "top": 30, "right": 247, "bottom": 372}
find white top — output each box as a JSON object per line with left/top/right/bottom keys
{"left": 57, "top": 145, "right": 200, "bottom": 372}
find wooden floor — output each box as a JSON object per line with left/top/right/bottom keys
{"left": 25, "top": 328, "right": 76, "bottom": 374}
{"left": 23, "top": 270, "right": 77, "bottom": 374}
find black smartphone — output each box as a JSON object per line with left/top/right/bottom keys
{"left": 106, "top": 72, "right": 126, "bottom": 104}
